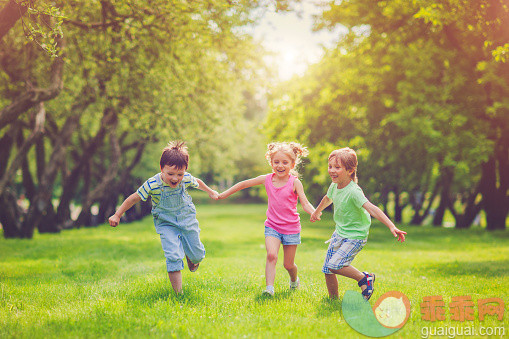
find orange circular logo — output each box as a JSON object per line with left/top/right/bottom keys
{"left": 372, "top": 291, "right": 411, "bottom": 329}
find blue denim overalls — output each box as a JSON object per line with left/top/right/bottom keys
{"left": 152, "top": 173, "right": 205, "bottom": 272}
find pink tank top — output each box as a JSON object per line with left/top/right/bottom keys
{"left": 264, "top": 173, "right": 301, "bottom": 234}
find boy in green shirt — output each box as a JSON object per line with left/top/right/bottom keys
{"left": 311, "top": 148, "right": 406, "bottom": 300}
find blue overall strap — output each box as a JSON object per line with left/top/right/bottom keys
{"left": 150, "top": 173, "right": 164, "bottom": 209}
{"left": 154, "top": 173, "right": 164, "bottom": 189}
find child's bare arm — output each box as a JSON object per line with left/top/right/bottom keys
{"left": 362, "top": 201, "right": 406, "bottom": 242}
{"left": 310, "top": 195, "right": 333, "bottom": 222}
{"left": 294, "top": 179, "right": 315, "bottom": 215}
{"left": 218, "top": 175, "right": 265, "bottom": 199}
{"left": 109, "top": 193, "right": 142, "bottom": 227}
{"left": 196, "top": 178, "right": 219, "bottom": 200}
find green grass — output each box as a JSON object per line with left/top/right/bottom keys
{"left": 1, "top": 203, "right": 508, "bottom": 338}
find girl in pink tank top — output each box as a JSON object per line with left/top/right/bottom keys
{"left": 219, "top": 142, "right": 316, "bottom": 296}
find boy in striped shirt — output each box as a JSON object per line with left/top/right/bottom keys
{"left": 109, "top": 141, "right": 218, "bottom": 294}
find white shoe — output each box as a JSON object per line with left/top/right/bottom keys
{"left": 262, "top": 287, "right": 274, "bottom": 296}
{"left": 290, "top": 277, "right": 300, "bottom": 289}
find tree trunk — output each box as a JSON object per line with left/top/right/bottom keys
{"left": 76, "top": 122, "right": 120, "bottom": 227}
{"left": 478, "top": 74, "right": 508, "bottom": 230}
{"left": 98, "top": 191, "right": 118, "bottom": 223}
{"left": 433, "top": 193, "right": 447, "bottom": 227}
{"left": 394, "top": 189, "right": 403, "bottom": 223}
{"left": 0, "top": 53, "right": 63, "bottom": 130}
{"left": 37, "top": 204, "right": 60, "bottom": 233}
{"left": 55, "top": 103, "right": 114, "bottom": 226}
{"left": 101, "top": 142, "right": 147, "bottom": 224}
{"left": 0, "top": 103, "right": 45, "bottom": 196}
{"left": 480, "top": 150, "right": 508, "bottom": 230}
{"left": 380, "top": 187, "right": 390, "bottom": 218}
{"left": 450, "top": 184, "right": 482, "bottom": 229}
{"left": 19, "top": 114, "right": 80, "bottom": 238}
{"left": 55, "top": 167, "right": 80, "bottom": 225}
{"left": 0, "top": 190, "right": 22, "bottom": 238}
{"left": 0, "top": 0, "right": 28, "bottom": 40}
{"left": 0, "top": 125, "right": 16, "bottom": 178}
{"left": 455, "top": 201, "right": 482, "bottom": 229}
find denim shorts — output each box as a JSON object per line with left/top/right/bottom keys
{"left": 264, "top": 226, "right": 301, "bottom": 245}
{"left": 322, "top": 232, "right": 367, "bottom": 274}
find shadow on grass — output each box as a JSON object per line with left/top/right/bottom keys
{"left": 315, "top": 296, "right": 343, "bottom": 318}
{"left": 253, "top": 289, "right": 295, "bottom": 304}
{"left": 169, "top": 288, "right": 206, "bottom": 306}
{"left": 129, "top": 284, "right": 172, "bottom": 305}
{"left": 420, "top": 260, "right": 509, "bottom": 277}
{"left": 128, "top": 283, "right": 206, "bottom": 306}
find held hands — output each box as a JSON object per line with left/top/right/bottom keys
{"left": 390, "top": 226, "right": 407, "bottom": 242}
{"left": 209, "top": 190, "right": 219, "bottom": 200}
{"left": 310, "top": 210, "right": 322, "bottom": 222}
{"left": 109, "top": 214, "right": 120, "bottom": 227}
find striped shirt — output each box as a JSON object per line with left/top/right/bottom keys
{"left": 137, "top": 172, "right": 199, "bottom": 205}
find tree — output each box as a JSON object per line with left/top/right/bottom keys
{"left": 0, "top": 0, "right": 281, "bottom": 238}
{"left": 266, "top": 0, "right": 508, "bottom": 229}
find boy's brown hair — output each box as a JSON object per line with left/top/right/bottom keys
{"left": 160, "top": 141, "right": 189, "bottom": 170}
{"left": 329, "top": 147, "right": 358, "bottom": 183}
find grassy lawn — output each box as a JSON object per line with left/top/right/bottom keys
{"left": 1, "top": 203, "right": 508, "bottom": 338}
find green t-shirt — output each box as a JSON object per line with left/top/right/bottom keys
{"left": 327, "top": 181, "right": 371, "bottom": 239}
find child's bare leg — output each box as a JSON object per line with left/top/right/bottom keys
{"left": 282, "top": 244, "right": 298, "bottom": 282}
{"left": 168, "top": 271, "right": 182, "bottom": 294}
{"left": 265, "top": 236, "right": 281, "bottom": 287}
{"left": 325, "top": 273, "right": 339, "bottom": 299}
{"left": 329, "top": 265, "right": 366, "bottom": 291}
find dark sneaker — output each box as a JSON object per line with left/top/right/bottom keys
{"left": 358, "top": 272, "right": 376, "bottom": 300}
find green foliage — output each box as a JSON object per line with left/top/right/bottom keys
{"left": 266, "top": 0, "right": 509, "bottom": 224}
{"left": 1, "top": 0, "right": 276, "bottom": 224}
{"left": 1, "top": 204, "right": 507, "bottom": 337}
{"left": 16, "top": 1, "right": 65, "bottom": 57}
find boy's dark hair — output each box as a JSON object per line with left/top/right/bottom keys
{"left": 160, "top": 141, "right": 189, "bottom": 170}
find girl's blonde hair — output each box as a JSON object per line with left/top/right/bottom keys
{"left": 328, "top": 147, "right": 358, "bottom": 183}
{"left": 265, "top": 142, "right": 309, "bottom": 177}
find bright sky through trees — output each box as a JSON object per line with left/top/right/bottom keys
{"left": 253, "top": 1, "right": 346, "bottom": 80}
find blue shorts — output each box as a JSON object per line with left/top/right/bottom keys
{"left": 322, "top": 232, "right": 367, "bottom": 274}
{"left": 153, "top": 214, "right": 205, "bottom": 272}
{"left": 264, "top": 226, "right": 301, "bottom": 245}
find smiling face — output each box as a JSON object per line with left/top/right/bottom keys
{"left": 160, "top": 165, "right": 186, "bottom": 188}
{"left": 328, "top": 156, "right": 353, "bottom": 188}
{"left": 270, "top": 151, "right": 295, "bottom": 179}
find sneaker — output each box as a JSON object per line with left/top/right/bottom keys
{"left": 262, "top": 286, "right": 275, "bottom": 296}
{"left": 358, "top": 272, "right": 375, "bottom": 300}
{"left": 186, "top": 256, "right": 199, "bottom": 272}
{"left": 289, "top": 277, "right": 300, "bottom": 289}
